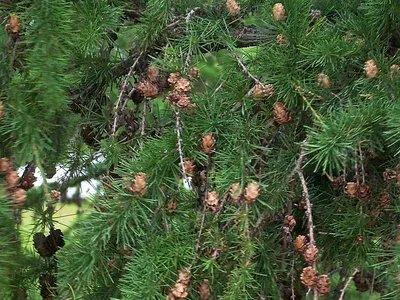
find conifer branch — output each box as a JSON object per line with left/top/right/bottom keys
{"left": 231, "top": 51, "right": 263, "bottom": 96}
{"left": 174, "top": 109, "right": 187, "bottom": 181}
{"left": 112, "top": 52, "right": 143, "bottom": 136}
{"left": 338, "top": 267, "right": 359, "bottom": 300}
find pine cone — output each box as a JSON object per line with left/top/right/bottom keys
{"left": 168, "top": 91, "right": 195, "bottom": 110}
{"left": 129, "top": 172, "right": 147, "bottom": 197}
{"left": 244, "top": 182, "right": 259, "bottom": 203}
{"left": 332, "top": 175, "right": 346, "bottom": 190}
{"left": 283, "top": 215, "right": 296, "bottom": 232}
{"left": 303, "top": 245, "right": 318, "bottom": 265}
{"left": 364, "top": 59, "right": 379, "bottom": 78}
{"left": 6, "top": 171, "right": 19, "bottom": 188}
{"left": 183, "top": 159, "right": 195, "bottom": 176}
{"left": 0, "top": 101, "right": 4, "bottom": 119}
{"left": 6, "top": 15, "right": 20, "bottom": 34}
{"left": 226, "top": 0, "right": 240, "bottom": 16}
{"left": 317, "top": 73, "right": 332, "bottom": 88}
{"left": 177, "top": 268, "right": 191, "bottom": 285}
{"left": 167, "top": 200, "right": 177, "bottom": 214}
{"left": 300, "top": 266, "right": 317, "bottom": 288}
{"left": 206, "top": 191, "right": 219, "bottom": 211}
{"left": 171, "top": 282, "right": 188, "bottom": 298}
{"left": 136, "top": 80, "right": 159, "bottom": 98}
{"left": 390, "top": 64, "right": 400, "bottom": 77}
{"left": 198, "top": 279, "right": 211, "bottom": 300}
{"left": 168, "top": 72, "right": 181, "bottom": 85}
{"left": 147, "top": 66, "right": 160, "bottom": 84}
{"left": 383, "top": 169, "right": 397, "bottom": 182}
{"left": 174, "top": 78, "right": 191, "bottom": 93}
{"left": 229, "top": 182, "right": 242, "bottom": 202}
{"left": 12, "top": 188, "right": 27, "bottom": 209}
{"left": 276, "top": 34, "right": 288, "bottom": 45}
{"left": 251, "top": 83, "right": 274, "bottom": 100}
{"left": 0, "top": 157, "right": 12, "bottom": 173}
{"left": 358, "top": 183, "right": 370, "bottom": 200}
{"left": 272, "top": 102, "right": 291, "bottom": 125}
{"left": 316, "top": 275, "right": 330, "bottom": 296}
{"left": 188, "top": 67, "right": 200, "bottom": 79}
{"left": 50, "top": 190, "right": 61, "bottom": 202}
{"left": 353, "top": 272, "right": 369, "bottom": 292}
{"left": 378, "top": 192, "right": 391, "bottom": 209}
{"left": 344, "top": 182, "right": 358, "bottom": 199}
{"left": 294, "top": 235, "right": 307, "bottom": 253}
{"left": 201, "top": 133, "right": 215, "bottom": 154}
{"left": 273, "top": 3, "right": 287, "bottom": 22}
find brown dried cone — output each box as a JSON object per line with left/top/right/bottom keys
{"left": 294, "top": 235, "right": 307, "bottom": 253}
{"left": 383, "top": 169, "right": 397, "bottom": 182}
{"left": 226, "top": 0, "right": 240, "bottom": 16}
{"left": 364, "top": 59, "right": 379, "bottom": 78}
{"left": 317, "top": 73, "right": 333, "bottom": 88}
{"left": 244, "top": 182, "right": 259, "bottom": 203}
{"left": 0, "top": 101, "right": 4, "bottom": 119}
{"left": 6, "top": 171, "right": 19, "bottom": 188}
{"left": 344, "top": 182, "right": 358, "bottom": 199}
{"left": 283, "top": 215, "right": 296, "bottom": 232}
{"left": 229, "top": 182, "right": 242, "bottom": 202}
{"left": 353, "top": 272, "right": 369, "bottom": 292}
{"left": 147, "top": 66, "right": 160, "bottom": 84}
{"left": 276, "top": 33, "right": 288, "bottom": 45}
{"left": 272, "top": 102, "right": 291, "bottom": 125}
{"left": 201, "top": 133, "right": 215, "bottom": 154}
{"left": 188, "top": 67, "right": 200, "bottom": 79}
{"left": 12, "top": 189, "right": 27, "bottom": 209}
{"left": 0, "top": 157, "right": 12, "bottom": 173}
{"left": 332, "top": 175, "right": 346, "bottom": 190}
{"left": 129, "top": 172, "right": 147, "bottom": 197}
{"left": 358, "top": 183, "right": 370, "bottom": 200}
{"left": 50, "top": 190, "right": 61, "bottom": 202}
{"left": 206, "top": 191, "right": 219, "bottom": 211}
{"left": 170, "top": 282, "right": 188, "bottom": 299}
{"left": 183, "top": 159, "right": 195, "bottom": 176}
{"left": 174, "top": 78, "right": 191, "bottom": 93}
{"left": 198, "top": 279, "right": 211, "bottom": 300}
{"left": 168, "top": 72, "right": 181, "bottom": 85}
{"left": 251, "top": 83, "right": 274, "bottom": 100}
{"left": 303, "top": 245, "right": 319, "bottom": 265}
{"left": 168, "top": 91, "right": 195, "bottom": 110}
{"left": 300, "top": 266, "right": 318, "bottom": 288}
{"left": 378, "top": 192, "right": 391, "bottom": 209}
{"left": 390, "top": 64, "right": 400, "bottom": 77}
{"left": 273, "top": 3, "right": 287, "bottom": 22}
{"left": 6, "top": 15, "right": 20, "bottom": 34}
{"left": 167, "top": 200, "right": 177, "bottom": 214}
{"left": 136, "top": 80, "right": 159, "bottom": 98}
{"left": 316, "top": 275, "right": 330, "bottom": 296}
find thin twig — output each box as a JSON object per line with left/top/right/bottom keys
{"left": 174, "top": 109, "right": 187, "bottom": 181}
{"left": 290, "top": 257, "right": 296, "bottom": 300}
{"left": 355, "top": 147, "right": 359, "bottom": 186}
{"left": 112, "top": 52, "right": 143, "bottom": 135}
{"left": 359, "top": 143, "right": 365, "bottom": 184}
{"left": 140, "top": 100, "right": 147, "bottom": 136}
{"left": 369, "top": 270, "right": 376, "bottom": 299}
{"left": 338, "top": 267, "right": 359, "bottom": 300}
{"left": 232, "top": 51, "right": 262, "bottom": 85}
{"left": 295, "top": 86, "right": 324, "bottom": 125}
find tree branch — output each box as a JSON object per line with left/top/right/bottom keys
{"left": 338, "top": 268, "right": 359, "bottom": 300}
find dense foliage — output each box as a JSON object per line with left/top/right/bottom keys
{"left": 1, "top": 0, "right": 400, "bottom": 299}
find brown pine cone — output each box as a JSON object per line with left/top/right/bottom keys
{"left": 317, "top": 275, "right": 330, "bottom": 296}
{"left": 206, "top": 191, "right": 219, "bottom": 211}
{"left": 358, "top": 183, "right": 370, "bottom": 200}
{"left": 344, "top": 182, "right": 358, "bottom": 199}
{"left": 229, "top": 182, "right": 242, "bottom": 202}
{"left": 317, "top": 73, "right": 332, "bottom": 88}
{"left": 201, "top": 133, "right": 215, "bottom": 154}
{"left": 147, "top": 66, "right": 160, "bottom": 84}
{"left": 0, "top": 157, "right": 12, "bottom": 173}
{"left": 273, "top": 3, "right": 287, "bottom": 22}
{"left": 353, "top": 272, "right": 369, "bottom": 292}
{"left": 244, "top": 182, "right": 259, "bottom": 203}
{"left": 12, "top": 188, "right": 27, "bottom": 209}
{"left": 364, "top": 59, "right": 379, "bottom": 78}
{"left": 167, "top": 200, "right": 177, "bottom": 214}
{"left": 226, "top": 0, "right": 240, "bottom": 16}
{"left": 168, "top": 72, "right": 181, "bottom": 85}
{"left": 174, "top": 78, "right": 191, "bottom": 93}
{"left": 251, "top": 83, "right": 274, "bottom": 100}
{"left": 136, "top": 80, "right": 159, "bottom": 98}
{"left": 332, "top": 175, "right": 346, "bottom": 190}
{"left": 171, "top": 282, "right": 188, "bottom": 298}
{"left": 177, "top": 268, "right": 191, "bottom": 285}
{"left": 198, "top": 279, "right": 211, "bottom": 300}
{"left": 6, "top": 171, "right": 19, "bottom": 188}
{"left": 378, "top": 192, "right": 391, "bottom": 209}
{"left": 129, "top": 172, "right": 147, "bottom": 197}
{"left": 300, "top": 266, "right": 317, "bottom": 288}
{"left": 188, "top": 67, "right": 200, "bottom": 79}
{"left": 303, "top": 245, "right": 318, "bottom": 265}
{"left": 383, "top": 169, "right": 397, "bottom": 182}
{"left": 272, "top": 102, "right": 291, "bottom": 125}
{"left": 168, "top": 91, "right": 195, "bottom": 110}
{"left": 283, "top": 215, "right": 296, "bottom": 232}
{"left": 183, "top": 159, "right": 195, "bottom": 177}
{"left": 276, "top": 34, "right": 288, "bottom": 45}
{"left": 294, "top": 235, "right": 307, "bottom": 253}
{"left": 6, "top": 15, "right": 20, "bottom": 34}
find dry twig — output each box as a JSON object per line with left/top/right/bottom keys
{"left": 338, "top": 267, "right": 359, "bottom": 300}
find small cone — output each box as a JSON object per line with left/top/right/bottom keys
{"left": 300, "top": 266, "right": 317, "bottom": 288}
{"left": 294, "top": 235, "right": 307, "bottom": 253}
{"left": 171, "top": 282, "right": 188, "bottom": 298}
{"left": 353, "top": 272, "right": 369, "bottom": 292}
{"left": 226, "top": 0, "right": 240, "bottom": 16}
{"left": 0, "top": 157, "right": 12, "bottom": 173}
{"left": 244, "top": 182, "right": 259, "bottom": 203}
{"left": 136, "top": 80, "right": 159, "bottom": 98}
{"left": 276, "top": 34, "right": 288, "bottom": 45}
{"left": 168, "top": 91, "right": 195, "bottom": 110}
{"left": 174, "top": 78, "right": 191, "bottom": 93}
{"left": 364, "top": 60, "right": 379, "bottom": 78}
{"left": 198, "top": 279, "right": 211, "bottom": 300}
{"left": 168, "top": 72, "right": 181, "bottom": 85}
{"left": 378, "top": 192, "right": 391, "bottom": 209}
{"left": 251, "top": 83, "right": 274, "bottom": 99}
{"left": 283, "top": 215, "right": 296, "bottom": 232}
{"left": 344, "top": 182, "right": 358, "bottom": 199}
{"left": 7, "top": 15, "right": 20, "bottom": 34}
{"left": 129, "top": 172, "right": 147, "bottom": 197}
{"left": 167, "top": 200, "right": 177, "bottom": 214}
{"left": 183, "top": 159, "right": 195, "bottom": 176}
{"left": 358, "top": 183, "right": 370, "bottom": 200}
{"left": 383, "top": 169, "right": 397, "bottom": 182}
{"left": 317, "top": 73, "right": 332, "bottom": 88}
{"left": 12, "top": 188, "right": 26, "bottom": 209}
{"left": 316, "top": 275, "right": 330, "bottom": 296}
{"left": 6, "top": 171, "right": 19, "bottom": 188}
{"left": 177, "top": 268, "right": 191, "bottom": 285}
{"left": 201, "top": 133, "right": 215, "bottom": 154}
{"left": 147, "top": 66, "right": 160, "bottom": 84}
{"left": 50, "top": 190, "right": 61, "bottom": 202}
{"left": 272, "top": 102, "right": 291, "bottom": 125}
{"left": 303, "top": 245, "right": 318, "bottom": 265}
{"left": 229, "top": 182, "right": 242, "bottom": 202}
{"left": 273, "top": 3, "right": 287, "bottom": 22}
{"left": 188, "top": 67, "right": 200, "bottom": 79}
{"left": 206, "top": 191, "right": 219, "bottom": 211}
